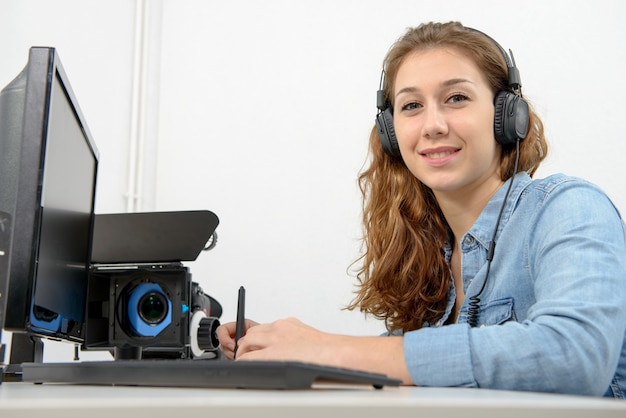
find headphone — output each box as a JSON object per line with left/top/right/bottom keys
{"left": 375, "top": 27, "right": 530, "bottom": 159}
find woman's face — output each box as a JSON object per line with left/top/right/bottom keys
{"left": 392, "top": 47, "right": 502, "bottom": 200}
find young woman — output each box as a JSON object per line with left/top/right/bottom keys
{"left": 216, "top": 21, "right": 626, "bottom": 397}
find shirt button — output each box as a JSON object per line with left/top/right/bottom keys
{"left": 463, "top": 236, "right": 474, "bottom": 246}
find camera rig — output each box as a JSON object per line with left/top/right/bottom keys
{"left": 83, "top": 210, "right": 222, "bottom": 360}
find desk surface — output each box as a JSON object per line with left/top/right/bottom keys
{"left": 1, "top": 381, "right": 625, "bottom": 418}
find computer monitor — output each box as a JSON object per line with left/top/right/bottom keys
{"left": 0, "top": 47, "right": 99, "bottom": 349}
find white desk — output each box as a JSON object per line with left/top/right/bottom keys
{"left": 1, "top": 381, "right": 625, "bottom": 418}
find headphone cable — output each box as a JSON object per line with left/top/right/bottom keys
{"left": 466, "top": 139, "right": 520, "bottom": 327}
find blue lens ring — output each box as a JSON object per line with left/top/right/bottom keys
{"left": 127, "top": 283, "right": 172, "bottom": 337}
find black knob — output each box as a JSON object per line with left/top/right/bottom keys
{"left": 196, "top": 316, "right": 220, "bottom": 351}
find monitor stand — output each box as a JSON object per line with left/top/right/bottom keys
{"left": 1, "top": 333, "right": 43, "bottom": 382}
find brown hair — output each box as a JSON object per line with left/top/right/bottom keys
{"left": 348, "top": 21, "right": 548, "bottom": 332}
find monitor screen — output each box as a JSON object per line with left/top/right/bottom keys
{"left": 0, "top": 47, "right": 99, "bottom": 343}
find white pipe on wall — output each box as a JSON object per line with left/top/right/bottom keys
{"left": 126, "top": 0, "right": 150, "bottom": 212}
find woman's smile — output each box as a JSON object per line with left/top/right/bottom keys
{"left": 420, "top": 146, "right": 461, "bottom": 166}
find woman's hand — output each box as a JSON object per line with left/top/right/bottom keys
{"left": 216, "top": 318, "right": 259, "bottom": 360}
{"left": 233, "top": 317, "right": 329, "bottom": 363}
{"left": 217, "top": 317, "right": 413, "bottom": 385}
{"left": 217, "top": 317, "right": 325, "bottom": 362}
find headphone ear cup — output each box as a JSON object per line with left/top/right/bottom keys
{"left": 493, "top": 90, "right": 530, "bottom": 146}
{"left": 375, "top": 107, "right": 401, "bottom": 159}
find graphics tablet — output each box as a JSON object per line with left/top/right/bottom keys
{"left": 20, "top": 360, "right": 401, "bottom": 389}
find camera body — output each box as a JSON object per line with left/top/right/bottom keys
{"left": 83, "top": 211, "right": 221, "bottom": 360}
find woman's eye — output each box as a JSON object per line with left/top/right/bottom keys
{"left": 448, "top": 94, "right": 468, "bottom": 104}
{"left": 400, "top": 102, "right": 421, "bottom": 111}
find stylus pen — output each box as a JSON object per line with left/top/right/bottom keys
{"left": 234, "top": 286, "right": 246, "bottom": 359}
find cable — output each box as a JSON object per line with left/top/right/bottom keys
{"left": 467, "top": 140, "right": 521, "bottom": 327}
{"left": 203, "top": 231, "right": 218, "bottom": 251}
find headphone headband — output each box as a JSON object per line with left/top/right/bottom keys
{"left": 464, "top": 27, "right": 522, "bottom": 93}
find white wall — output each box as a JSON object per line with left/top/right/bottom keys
{"left": 1, "top": 0, "right": 625, "bottom": 362}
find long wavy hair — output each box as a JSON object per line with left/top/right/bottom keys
{"left": 348, "top": 21, "right": 548, "bottom": 333}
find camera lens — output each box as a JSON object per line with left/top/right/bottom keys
{"left": 126, "top": 283, "right": 173, "bottom": 337}
{"left": 138, "top": 291, "right": 168, "bottom": 324}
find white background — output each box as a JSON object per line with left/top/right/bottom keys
{"left": 1, "top": 0, "right": 625, "bottom": 362}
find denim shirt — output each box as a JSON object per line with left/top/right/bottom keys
{"left": 402, "top": 172, "right": 626, "bottom": 397}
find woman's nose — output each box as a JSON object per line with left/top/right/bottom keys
{"left": 422, "top": 105, "right": 448, "bottom": 138}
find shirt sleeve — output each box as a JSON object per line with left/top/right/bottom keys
{"left": 404, "top": 323, "right": 476, "bottom": 387}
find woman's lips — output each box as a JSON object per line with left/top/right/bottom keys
{"left": 420, "top": 147, "right": 460, "bottom": 166}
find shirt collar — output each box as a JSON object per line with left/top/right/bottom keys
{"left": 465, "top": 172, "right": 532, "bottom": 250}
